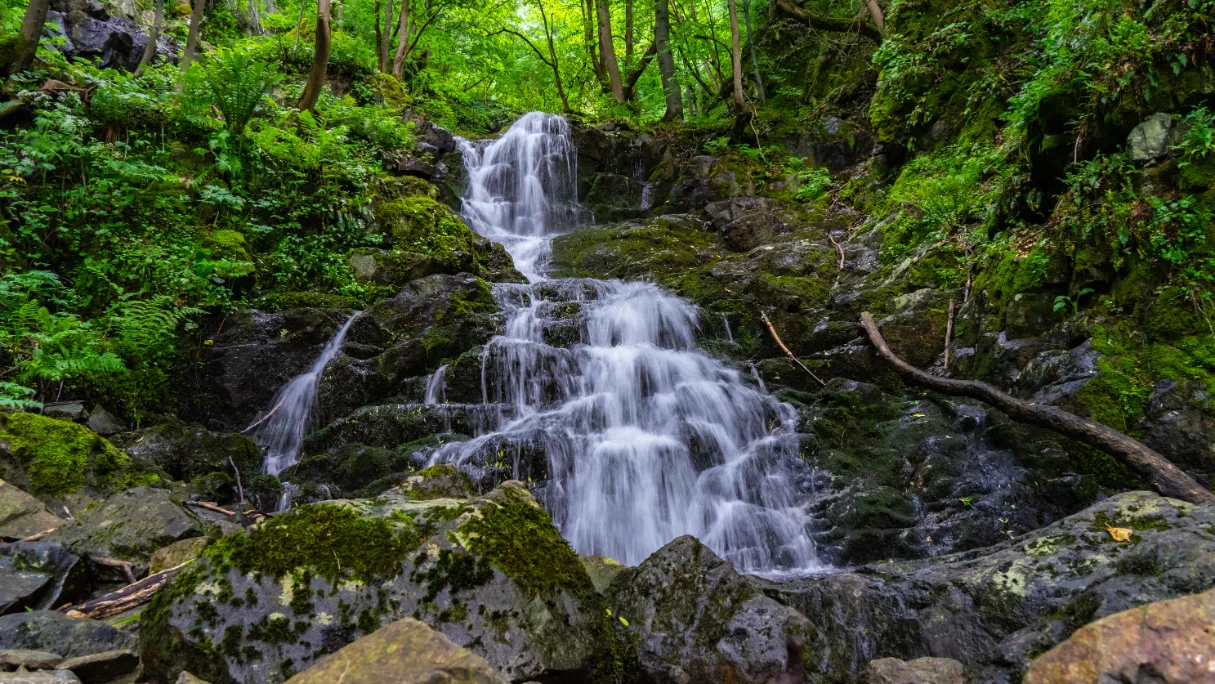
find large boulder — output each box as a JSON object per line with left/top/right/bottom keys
{"left": 0, "top": 612, "right": 136, "bottom": 659}
{"left": 1025, "top": 586, "right": 1215, "bottom": 683}
{"left": 284, "top": 618, "right": 505, "bottom": 684}
{"left": 46, "top": 0, "right": 181, "bottom": 72}
{"left": 112, "top": 421, "right": 260, "bottom": 501}
{"left": 757, "top": 491, "right": 1215, "bottom": 682}
{"left": 0, "top": 480, "right": 62, "bottom": 540}
{"left": 45, "top": 488, "right": 202, "bottom": 576}
{"left": 141, "top": 480, "right": 611, "bottom": 684}
{"left": 607, "top": 535, "right": 810, "bottom": 684}
{"left": 0, "top": 543, "right": 86, "bottom": 615}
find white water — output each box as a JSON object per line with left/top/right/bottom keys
{"left": 435, "top": 112, "right": 822, "bottom": 575}
{"left": 249, "top": 314, "right": 358, "bottom": 480}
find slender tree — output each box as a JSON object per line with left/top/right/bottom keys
{"left": 5, "top": 0, "right": 51, "bottom": 76}
{"left": 625, "top": 0, "right": 634, "bottom": 63}
{"left": 298, "top": 0, "right": 332, "bottom": 111}
{"left": 741, "top": 0, "right": 764, "bottom": 103}
{"left": 654, "top": 0, "right": 682, "bottom": 120}
{"left": 583, "top": 0, "right": 606, "bottom": 86}
{"left": 596, "top": 0, "right": 625, "bottom": 101}
{"left": 134, "top": 0, "right": 164, "bottom": 77}
{"left": 177, "top": 0, "right": 206, "bottom": 91}
{"left": 380, "top": 0, "right": 393, "bottom": 72}
{"left": 726, "top": 0, "right": 744, "bottom": 110}
{"left": 391, "top": 0, "right": 410, "bottom": 78}
{"left": 293, "top": 0, "right": 308, "bottom": 52}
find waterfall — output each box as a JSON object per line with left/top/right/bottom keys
{"left": 437, "top": 113, "right": 822, "bottom": 576}
{"left": 248, "top": 314, "right": 358, "bottom": 481}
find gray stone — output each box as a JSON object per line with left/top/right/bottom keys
{"left": 38, "top": 404, "right": 87, "bottom": 424}
{"left": 0, "top": 671, "right": 81, "bottom": 683}
{"left": 174, "top": 674, "right": 209, "bottom": 684}
{"left": 0, "top": 649, "right": 64, "bottom": 670}
{"left": 0, "top": 480, "right": 62, "bottom": 541}
{"left": 0, "top": 612, "right": 136, "bottom": 659}
{"left": 84, "top": 411, "right": 124, "bottom": 438}
{"left": 866, "top": 657, "right": 965, "bottom": 684}
{"left": 1128, "top": 112, "right": 1174, "bottom": 161}
{"left": 55, "top": 649, "right": 138, "bottom": 683}
{"left": 0, "top": 543, "right": 86, "bottom": 615}
{"left": 607, "top": 535, "right": 810, "bottom": 684}
{"left": 45, "top": 488, "right": 202, "bottom": 576}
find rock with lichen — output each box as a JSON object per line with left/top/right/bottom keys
{"left": 140, "top": 477, "right": 614, "bottom": 684}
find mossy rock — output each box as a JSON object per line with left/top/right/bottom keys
{"left": 113, "top": 419, "right": 261, "bottom": 495}
{"left": 0, "top": 413, "right": 157, "bottom": 500}
{"left": 396, "top": 463, "right": 475, "bottom": 500}
{"left": 141, "top": 482, "right": 611, "bottom": 684}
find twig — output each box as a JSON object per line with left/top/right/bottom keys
{"left": 183, "top": 501, "right": 236, "bottom": 517}
{"left": 242, "top": 398, "right": 286, "bottom": 433}
{"left": 61, "top": 561, "right": 192, "bottom": 620}
{"left": 860, "top": 312, "right": 1215, "bottom": 505}
{"left": 829, "top": 232, "right": 846, "bottom": 272}
{"left": 943, "top": 298, "right": 956, "bottom": 370}
{"left": 228, "top": 454, "right": 245, "bottom": 505}
{"left": 19, "top": 528, "right": 58, "bottom": 542}
{"left": 760, "top": 312, "right": 826, "bottom": 386}
{"left": 89, "top": 555, "right": 137, "bottom": 584}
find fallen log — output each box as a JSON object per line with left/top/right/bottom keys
{"left": 774, "top": 0, "right": 883, "bottom": 43}
{"left": 860, "top": 312, "right": 1215, "bottom": 505}
{"left": 61, "top": 561, "right": 192, "bottom": 620}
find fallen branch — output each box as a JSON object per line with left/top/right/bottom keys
{"left": 943, "top": 298, "right": 956, "bottom": 370}
{"left": 860, "top": 312, "right": 1215, "bottom": 505}
{"left": 228, "top": 454, "right": 245, "bottom": 505}
{"left": 829, "top": 232, "right": 846, "bottom": 272}
{"left": 61, "top": 561, "right": 192, "bottom": 620}
{"left": 774, "top": 0, "right": 882, "bottom": 43}
{"left": 89, "top": 555, "right": 137, "bottom": 584}
{"left": 19, "top": 528, "right": 57, "bottom": 542}
{"left": 242, "top": 398, "right": 285, "bottom": 433}
{"left": 183, "top": 500, "right": 236, "bottom": 517}
{"left": 761, "top": 312, "right": 826, "bottom": 386}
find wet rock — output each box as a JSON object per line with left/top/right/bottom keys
{"left": 179, "top": 307, "right": 354, "bottom": 431}
{"left": 1025, "top": 586, "right": 1215, "bottom": 683}
{"left": 55, "top": 649, "right": 138, "bottom": 683}
{"left": 141, "top": 481, "right": 609, "bottom": 684}
{"left": 579, "top": 555, "right": 625, "bottom": 594}
{"left": 45, "top": 488, "right": 202, "bottom": 576}
{"left": 0, "top": 480, "right": 62, "bottom": 540}
{"left": 760, "top": 491, "right": 1215, "bottom": 682}
{"left": 112, "top": 421, "right": 260, "bottom": 494}
{"left": 865, "top": 657, "right": 965, "bottom": 684}
{"left": 83, "top": 411, "right": 124, "bottom": 438}
{"left": 607, "top": 535, "right": 810, "bottom": 684}
{"left": 0, "top": 649, "right": 64, "bottom": 671}
{"left": 40, "top": 404, "right": 87, "bottom": 424}
{"left": 284, "top": 617, "right": 506, "bottom": 684}
{"left": 0, "top": 611, "right": 136, "bottom": 659}
{"left": 394, "top": 463, "right": 475, "bottom": 500}
{"left": 584, "top": 173, "right": 647, "bottom": 222}
{"left": 705, "top": 198, "right": 803, "bottom": 252}
{"left": 1128, "top": 112, "right": 1173, "bottom": 162}
{"left": 1138, "top": 379, "right": 1215, "bottom": 474}
{"left": 148, "top": 537, "right": 211, "bottom": 575}
{"left": 0, "top": 543, "right": 86, "bottom": 615}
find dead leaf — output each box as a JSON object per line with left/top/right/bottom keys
{"left": 1106, "top": 526, "right": 1133, "bottom": 542}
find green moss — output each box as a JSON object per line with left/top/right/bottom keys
{"left": 374, "top": 196, "right": 481, "bottom": 274}
{"left": 0, "top": 412, "right": 144, "bottom": 497}
{"left": 254, "top": 291, "right": 363, "bottom": 312}
{"left": 458, "top": 485, "right": 594, "bottom": 598}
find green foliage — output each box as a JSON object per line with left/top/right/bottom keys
{"left": 1175, "top": 107, "right": 1215, "bottom": 168}
{"left": 0, "top": 412, "right": 140, "bottom": 496}
{"left": 186, "top": 47, "right": 283, "bottom": 133}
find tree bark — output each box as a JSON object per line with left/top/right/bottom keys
{"left": 380, "top": 0, "right": 392, "bottom": 72}
{"left": 726, "top": 0, "right": 744, "bottom": 110}
{"left": 391, "top": 0, "right": 410, "bottom": 78}
{"left": 859, "top": 312, "right": 1215, "bottom": 505}
{"left": 298, "top": 0, "right": 331, "bottom": 111}
{"left": 583, "top": 0, "right": 606, "bottom": 86}
{"left": 538, "top": 1, "right": 570, "bottom": 111}
{"left": 742, "top": 0, "right": 764, "bottom": 104}
{"left": 622, "top": 40, "right": 655, "bottom": 100}
{"left": 596, "top": 0, "right": 625, "bottom": 102}
{"left": 134, "top": 0, "right": 164, "bottom": 77}
{"left": 6, "top": 0, "right": 51, "bottom": 76}
{"left": 293, "top": 0, "right": 308, "bottom": 52}
{"left": 176, "top": 0, "right": 206, "bottom": 91}
{"left": 864, "top": 0, "right": 884, "bottom": 33}
{"left": 624, "top": 0, "right": 634, "bottom": 63}
{"left": 774, "top": 0, "right": 882, "bottom": 43}
{"left": 654, "top": 0, "right": 682, "bottom": 120}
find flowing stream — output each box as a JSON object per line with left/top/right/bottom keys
{"left": 436, "top": 112, "right": 822, "bottom": 575}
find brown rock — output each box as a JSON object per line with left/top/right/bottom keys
{"left": 174, "top": 673, "right": 209, "bottom": 684}
{"left": 1025, "top": 587, "right": 1215, "bottom": 684}
{"left": 55, "top": 649, "right": 138, "bottom": 683}
{"left": 0, "top": 671, "right": 81, "bottom": 683}
{"left": 285, "top": 618, "right": 505, "bottom": 684}
{"left": 866, "top": 657, "right": 965, "bottom": 684}
{"left": 0, "top": 649, "right": 63, "bottom": 671}
{"left": 0, "top": 480, "right": 61, "bottom": 540}
{"left": 147, "top": 538, "right": 211, "bottom": 575}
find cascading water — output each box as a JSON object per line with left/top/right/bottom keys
{"left": 248, "top": 314, "right": 358, "bottom": 508}
{"left": 432, "top": 112, "right": 823, "bottom": 575}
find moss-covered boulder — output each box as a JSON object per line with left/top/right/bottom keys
{"left": 0, "top": 413, "right": 157, "bottom": 502}
{"left": 113, "top": 420, "right": 261, "bottom": 498}
{"left": 141, "top": 481, "right": 610, "bottom": 684}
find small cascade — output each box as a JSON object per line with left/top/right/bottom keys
{"left": 424, "top": 364, "right": 450, "bottom": 433}
{"left": 248, "top": 314, "right": 358, "bottom": 506}
{"left": 436, "top": 113, "right": 823, "bottom": 576}
{"left": 722, "top": 313, "right": 734, "bottom": 343}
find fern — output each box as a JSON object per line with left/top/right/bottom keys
{"left": 0, "top": 382, "right": 41, "bottom": 410}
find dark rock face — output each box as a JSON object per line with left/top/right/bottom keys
{"left": 46, "top": 0, "right": 180, "bottom": 72}
{"left": 607, "top": 535, "right": 811, "bottom": 684}
{"left": 758, "top": 491, "right": 1215, "bottom": 683}
{"left": 112, "top": 421, "right": 261, "bottom": 495}
{"left": 0, "top": 612, "right": 137, "bottom": 659}
{"left": 0, "top": 543, "right": 86, "bottom": 615}
{"left": 141, "top": 481, "right": 609, "bottom": 684}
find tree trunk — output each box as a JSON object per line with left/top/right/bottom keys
{"left": 583, "top": 0, "right": 605, "bottom": 85}
{"left": 742, "top": 0, "right": 764, "bottom": 104}
{"left": 337, "top": 0, "right": 343, "bottom": 26}
{"left": 293, "top": 0, "right": 307, "bottom": 52}
{"left": 177, "top": 0, "right": 206, "bottom": 91}
{"left": 391, "top": 0, "right": 410, "bottom": 78}
{"left": 379, "top": 0, "right": 392, "bottom": 72}
{"left": 5, "top": 0, "right": 51, "bottom": 76}
{"left": 248, "top": 0, "right": 263, "bottom": 35}
{"left": 596, "top": 0, "right": 625, "bottom": 102}
{"left": 774, "top": 0, "right": 882, "bottom": 43}
{"left": 298, "top": 0, "right": 331, "bottom": 111}
{"left": 859, "top": 312, "right": 1215, "bottom": 505}
{"left": 726, "top": 0, "right": 744, "bottom": 110}
{"left": 864, "top": 0, "right": 885, "bottom": 33}
{"left": 655, "top": 0, "right": 682, "bottom": 120}
{"left": 625, "top": 0, "right": 634, "bottom": 63}
{"left": 538, "top": 1, "right": 569, "bottom": 111}
{"left": 134, "top": 0, "right": 164, "bottom": 77}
